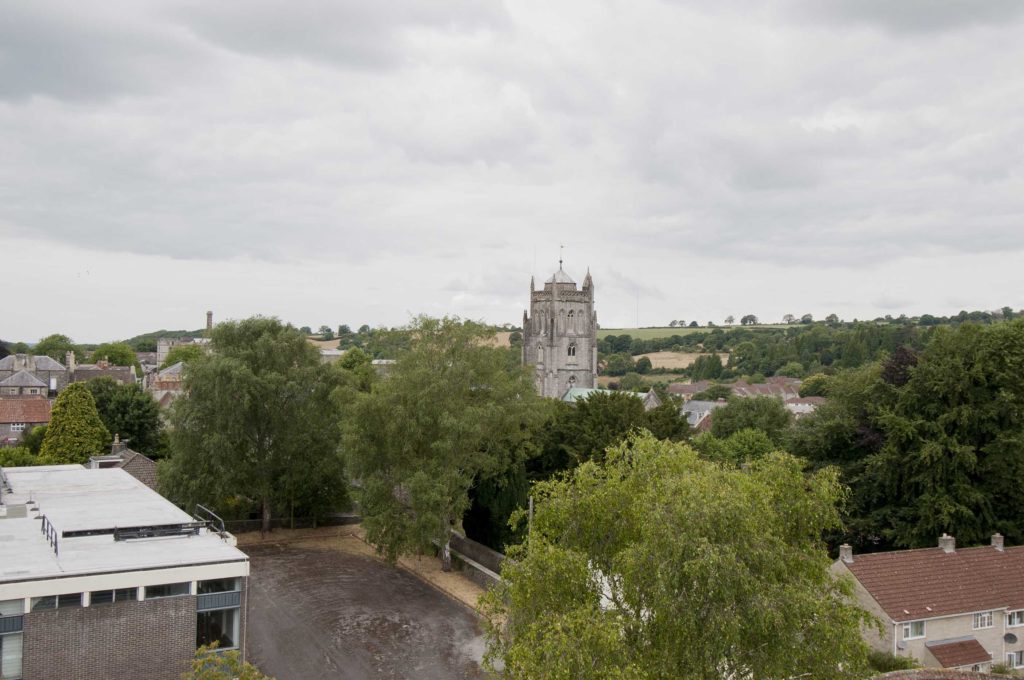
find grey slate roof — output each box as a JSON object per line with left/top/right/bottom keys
{"left": 0, "top": 355, "right": 65, "bottom": 371}
{"left": 0, "top": 370, "right": 47, "bottom": 388}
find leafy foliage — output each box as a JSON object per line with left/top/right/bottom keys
{"left": 343, "top": 316, "right": 541, "bottom": 569}
{"left": 20, "top": 425, "right": 47, "bottom": 455}
{"left": 183, "top": 644, "right": 274, "bottom": 679}
{"left": 161, "top": 344, "right": 205, "bottom": 369}
{"left": 162, "top": 317, "right": 348, "bottom": 532}
{"left": 39, "top": 383, "right": 110, "bottom": 464}
{"left": 89, "top": 342, "right": 141, "bottom": 372}
{"left": 481, "top": 433, "right": 873, "bottom": 679}
{"left": 0, "top": 447, "right": 38, "bottom": 467}
{"left": 710, "top": 395, "right": 792, "bottom": 444}
{"left": 85, "top": 377, "right": 166, "bottom": 457}
{"left": 34, "top": 333, "right": 82, "bottom": 363}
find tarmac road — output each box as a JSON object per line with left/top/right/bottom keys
{"left": 245, "top": 543, "right": 485, "bottom": 680}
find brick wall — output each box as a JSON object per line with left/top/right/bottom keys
{"left": 22, "top": 595, "right": 196, "bottom": 680}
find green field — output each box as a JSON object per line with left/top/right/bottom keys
{"left": 597, "top": 325, "right": 797, "bottom": 340}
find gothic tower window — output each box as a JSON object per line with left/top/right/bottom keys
{"left": 568, "top": 343, "right": 576, "bottom": 357}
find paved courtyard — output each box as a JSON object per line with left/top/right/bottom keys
{"left": 246, "top": 541, "right": 485, "bottom": 680}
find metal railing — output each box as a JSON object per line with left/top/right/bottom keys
{"left": 194, "top": 504, "right": 227, "bottom": 538}
{"left": 40, "top": 514, "right": 58, "bottom": 557}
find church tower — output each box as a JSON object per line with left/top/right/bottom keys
{"left": 522, "top": 264, "right": 598, "bottom": 398}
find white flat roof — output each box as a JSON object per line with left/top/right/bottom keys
{"left": 0, "top": 465, "right": 247, "bottom": 584}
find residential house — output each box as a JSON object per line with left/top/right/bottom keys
{"left": 561, "top": 386, "right": 662, "bottom": 411}
{"left": 0, "top": 355, "right": 67, "bottom": 397}
{"left": 88, "top": 436, "right": 158, "bottom": 490}
{"left": 66, "top": 352, "right": 137, "bottom": 386}
{"left": 0, "top": 398, "right": 51, "bottom": 447}
{"left": 680, "top": 399, "right": 727, "bottom": 431}
{"left": 666, "top": 380, "right": 712, "bottom": 401}
{"left": 784, "top": 396, "right": 826, "bottom": 419}
{"left": 834, "top": 534, "right": 1024, "bottom": 673}
{"left": 0, "top": 463, "right": 248, "bottom": 680}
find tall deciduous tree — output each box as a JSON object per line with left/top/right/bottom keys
{"left": 34, "top": 333, "right": 81, "bottom": 363}
{"left": 39, "top": 383, "right": 110, "bottom": 464}
{"left": 481, "top": 433, "right": 873, "bottom": 679}
{"left": 710, "top": 395, "right": 792, "bottom": 444}
{"left": 160, "top": 343, "right": 205, "bottom": 369}
{"left": 161, "top": 317, "right": 347, "bottom": 533}
{"left": 85, "top": 377, "right": 166, "bottom": 456}
{"left": 89, "top": 342, "right": 141, "bottom": 372}
{"left": 343, "top": 316, "right": 540, "bottom": 571}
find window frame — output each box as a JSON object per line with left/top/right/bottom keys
{"left": 143, "top": 582, "right": 191, "bottom": 600}
{"left": 902, "top": 620, "right": 925, "bottom": 640}
{"left": 9, "top": 423, "right": 25, "bottom": 433}
{"left": 1008, "top": 650, "right": 1024, "bottom": 669}
{"left": 973, "top": 611, "right": 994, "bottom": 630}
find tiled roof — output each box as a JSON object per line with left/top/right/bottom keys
{"left": 843, "top": 543, "right": 1024, "bottom": 621}
{"left": 666, "top": 381, "right": 711, "bottom": 395}
{"left": 785, "top": 396, "right": 826, "bottom": 406}
{"left": 0, "top": 370, "right": 47, "bottom": 388}
{"left": 0, "top": 355, "right": 64, "bottom": 371}
{"left": 925, "top": 638, "right": 991, "bottom": 668}
{"left": 158, "top": 362, "right": 185, "bottom": 377}
{"left": 117, "top": 449, "right": 158, "bottom": 490}
{"left": 0, "top": 397, "right": 51, "bottom": 424}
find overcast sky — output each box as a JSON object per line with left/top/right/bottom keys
{"left": 3, "top": 0, "right": 1023, "bottom": 343}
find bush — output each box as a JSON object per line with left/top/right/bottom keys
{"left": 866, "top": 650, "right": 916, "bottom": 672}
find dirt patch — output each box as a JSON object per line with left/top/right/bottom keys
{"left": 243, "top": 528, "right": 485, "bottom": 680}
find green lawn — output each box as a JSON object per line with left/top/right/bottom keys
{"left": 597, "top": 325, "right": 798, "bottom": 340}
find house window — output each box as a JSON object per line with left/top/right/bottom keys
{"left": 1009, "top": 610, "right": 1024, "bottom": 627}
{"left": 30, "top": 593, "right": 82, "bottom": 611}
{"left": 1008, "top": 651, "right": 1024, "bottom": 668}
{"left": 144, "top": 582, "right": 190, "bottom": 599}
{"left": 902, "top": 620, "right": 925, "bottom": 639}
{"left": 0, "top": 631, "right": 22, "bottom": 680}
{"left": 568, "top": 343, "right": 576, "bottom": 357}
{"left": 196, "top": 578, "right": 241, "bottom": 650}
{"left": 974, "top": 611, "right": 994, "bottom": 629}
{"left": 90, "top": 588, "right": 138, "bottom": 605}
{"left": 9, "top": 424, "right": 24, "bottom": 433}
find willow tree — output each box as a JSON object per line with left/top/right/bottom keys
{"left": 161, "top": 317, "right": 347, "bottom": 533}
{"left": 482, "top": 433, "right": 873, "bottom": 679}
{"left": 343, "top": 316, "right": 540, "bottom": 570}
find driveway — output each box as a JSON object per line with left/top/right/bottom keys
{"left": 245, "top": 542, "right": 485, "bottom": 680}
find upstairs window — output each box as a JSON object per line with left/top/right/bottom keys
{"left": 90, "top": 588, "right": 138, "bottom": 605}
{"left": 902, "top": 620, "right": 925, "bottom": 640}
{"left": 1009, "top": 610, "right": 1024, "bottom": 627}
{"left": 974, "top": 611, "right": 994, "bottom": 629}
{"left": 567, "top": 343, "right": 577, "bottom": 357}
{"left": 10, "top": 424, "right": 25, "bottom": 433}
{"left": 144, "top": 582, "right": 190, "bottom": 599}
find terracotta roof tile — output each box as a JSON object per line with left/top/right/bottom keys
{"left": 926, "top": 638, "right": 991, "bottom": 668}
{"left": 0, "top": 397, "right": 51, "bottom": 424}
{"left": 844, "top": 543, "right": 1024, "bottom": 621}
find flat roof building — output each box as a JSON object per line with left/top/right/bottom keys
{"left": 0, "top": 464, "right": 249, "bottom": 680}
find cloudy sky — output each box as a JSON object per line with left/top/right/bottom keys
{"left": 3, "top": 0, "right": 1023, "bottom": 343}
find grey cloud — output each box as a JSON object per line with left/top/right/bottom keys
{"left": 171, "top": 0, "right": 510, "bottom": 69}
{"left": 787, "top": 0, "right": 1024, "bottom": 33}
{"left": 0, "top": 2, "right": 203, "bottom": 101}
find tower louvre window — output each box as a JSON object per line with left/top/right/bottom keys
{"left": 568, "top": 343, "right": 577, "bottom": 357}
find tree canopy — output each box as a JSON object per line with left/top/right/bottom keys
{"left": 89, "top": 342, "right": 140, "bottom": 372}
{"left": 343, "top": 316, "right": 541, "bottom": 570}
{"left": 39, "top": 383, "right": 110, "bottom": 464}
{"left": 85, "top": 377, "right": 166, "bottom": 457}
{"left": 161, "top": 343, "right": 205, "bottom": 369}
{"left": 710, "top": 395, "right": 792, "bottom": 444}
{"left": 34, "top": 333, "right": 81, "bottom": 363}
{"left": 481, "top": 433, "right": 872, "bottom": 679}
{"left": 161, "top": 317, "right": 348, "bottom": 532}
{"left": 791, "top": 321, "right": 1024, "bottom": 551}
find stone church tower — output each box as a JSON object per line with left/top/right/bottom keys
{"left": 522, "top": 264, "right": 598, "bottom": 398}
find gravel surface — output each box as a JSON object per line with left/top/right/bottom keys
{"left": 246, "top": 543, "right": 485, "bottom": 680}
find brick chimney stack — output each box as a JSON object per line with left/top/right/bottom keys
{"left": 992, "top": 533, "right": 1005, "bottom": 551}
{"left": 111, "top": 434, "right": 127, "bottom": 456}
{"left": 839, "top": 544, "right": 854, "bottom": 564}
{"left": 939, "top": 533, "right": 956, "bottom": 553}
{"left": 206, "top": 310, "right": 213, "bottom": 333}
{"left": 65, "top": 350, "right": 76, "bottom": 372}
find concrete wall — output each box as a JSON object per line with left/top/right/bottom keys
{"left": 23, "top": 596, "right": 197, "bottom": 680}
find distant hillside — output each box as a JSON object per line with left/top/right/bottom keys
{"left": 124, "top": 329, "right": 206, "bottom": 352}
